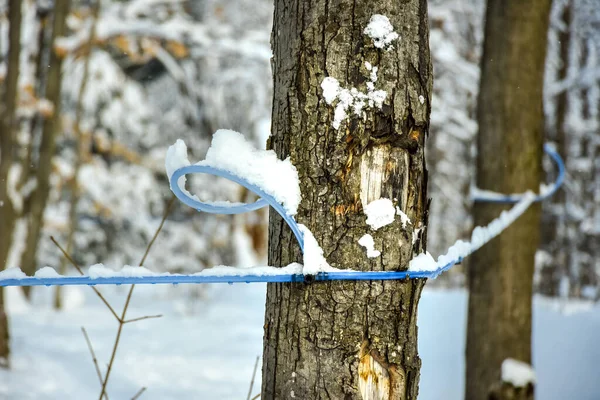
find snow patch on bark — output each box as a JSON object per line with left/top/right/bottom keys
{"left": 364, "top": 14, "right": 399, "bottom": 50}
{"left": 358, "top": 234, "right": 381, "bottom": 258}
{"left": 364, "top": 198, "right": 396, "bottom": 230}
{"left": 502, "top": 358, "right": 536, "bottom": 387}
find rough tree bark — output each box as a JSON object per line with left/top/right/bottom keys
{"left": 20, "top": 0, "right": 71, "bottom": 298}
{"left": 539, "top": 1, "right": 570, "bottom": 297}
{"left": 466, "top": 1, "right": 552, "bottom": 399}
{"left": 0, "top": 0, "right": 23, "bottom": 367}
{"left": 263, "top": 1, "right": 432, "bottom": 399}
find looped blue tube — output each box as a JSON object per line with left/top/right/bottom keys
{"left": 471, "top": 144, "right": 565, "bottom": 203}
{"left": 170, "top": 165, "right": 305, "bottom": 253}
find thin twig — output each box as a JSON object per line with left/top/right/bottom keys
{"left": 139, "top": 196, "right": 175, "bottom": 266}
{"left": 51, "top": 236, "right": 121, "bottom": 322}
{"left": 246, "top": 356, "right": 260, "bottom": 400}
{"left": 122, "top": 314, "right": 162, "bottom": 324}
{"left": 130, "top": 387, "right": 146, "bottom": 400}
{"left": 98, "top": 195, "right": 176, "bottom": 400}
{"left": 250, "top": 394, "right": 260, "bottom": 400}
{"left": 81, "top": 327, "right": 109, "bottom": 400}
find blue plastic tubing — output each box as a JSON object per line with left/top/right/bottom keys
{"left": 0, "top": 145, "right": 563, "bottom": 286}
{"left": 0, "top": 269, "right": 440, "bottom": 287}
{"left": 170, "top": 165, "right": 305, "bottom": 253}
{"left": 471, "top": 144, "right": 565, "bottom": 203}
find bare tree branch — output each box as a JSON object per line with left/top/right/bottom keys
{"left": 122, "top": 314, "right": 163, "bottom": 324}
{"left": 81, "top": 327, "right": 109, "bottom": 400}
{"left": 51, "top": 236, "right": 121, "bottom": 322}
{"left": 246, "top": 356, "right": 260, "bottom": 400}
{"left": 130, "top": 387, "right": 146, "bottom": 400}
{"left": 98, "top": 195, "right": 175, "bottom": 400}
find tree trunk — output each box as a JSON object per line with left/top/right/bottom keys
{"left": 20, "top": 0, "right": 71, "bottom": 298}
{"left": 539, "top": 1, "right": 570, "bottom": 297}
{"left": 55, "top": 0, "right": 101, "bottom": 309}
{"left": 489, "top": 382, "right": 534, "bottom": 400}
{"left": 466, "top": 1, "right": 551, "bottom": 399}
{"left": 262, "top": 1, "right": 432, "bottom": 399}
{"left": 0, "top": 0, "right": 24, "bottom": 367}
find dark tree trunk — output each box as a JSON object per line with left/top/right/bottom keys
{"left": 539, "top": 1, "right": 571, "bottom": 297}
{"left": 466, "top": 1, "right": 552, "bottom": 399}
{"left": 262, "top": 1, "right": 432, "bottom": 399}
{"left": 0, "top": 0, "right": 24, "bottom": 367}
{"left": 20, "top": 0, "right": 71, "bottom": 298}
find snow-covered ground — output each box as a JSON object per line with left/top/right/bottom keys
{"left": 0, "top": 285, "right": 598, "bottom": 399}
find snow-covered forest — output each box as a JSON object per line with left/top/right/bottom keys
{"left": 0, "top": 0, "right": 599, "bottom": 398}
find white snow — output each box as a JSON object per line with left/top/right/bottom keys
{"left": 435, "top": 192, "right": 537, "bottom": 270}
{"left": 501, "top": 358, "right": 536, "bottom": 387}
{"left": 408, "top": 251, "right": 437, "bottom": 272}
{"left": 298, "top": 224, "right": 345, "bottom": 274}
{"left": 412, "top": 227, "right": 423, "bottom": 245}
{"left": 34, "top": 267, "right": 61, "bottom": 278}
{"left": 200, "top": 130, "right": 301, "bottom": 215}
{"left": 358, "top": 234, "right": 381, "bottom": 258}
{"left": 196, "top": 263, "right": 303, "bottom": 277}
{"left": 396, "top": 206, "right": 412, "bottom": 228}
{"left": 165, "top": 139, "right": 192, "bottom": 199}
{"left": 364, "top": 198, "right": 396, "bottom": 230}
{"left": 321, "top": 77, "right": 340, "bottom": 104}
{"left": 0, "top": 268, "right": 27, "bottom": 280}
{"left": 364, "top": 15, "right": 399, "bottom": 49}
{"left": 320, "top": 59, "right": 388, "bottom": 129}
{"left": 1, "top": 287, "right": 598, "bottom": 399}
{"left": 366, "top": 63, "right": 378, "bottom": 83}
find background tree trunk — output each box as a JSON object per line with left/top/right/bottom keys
{"left": 0, "top": 0, "right": 24, "bottom": 367}
{"left": 19, "top": 0, "right": 71, "bottom": 298}
{"left": 539, "top": 0, "right": 570, "bottom": 297}
{"left": 263, "top": 1, "right": 432, "bottom": 399}
{"left": 55, "top": 0, "right": 101, "bottom": 310}
{"left": 466, "top": 1, "right": 552, "bottom": 399}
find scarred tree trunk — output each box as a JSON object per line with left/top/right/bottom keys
{"left": 263, "top": 1, "right": 432, "bottom": 399}
{"left": 466, "top": 1, "right": 551, "bottom": 399}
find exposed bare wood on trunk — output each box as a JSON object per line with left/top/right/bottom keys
{"left": 465, "top": 1, "right": 551, "bottom": 399}
{"left": 262, "top": 1, "right": 432, "bottom": 398}
{"left": 19, "top": 0, "right": 71, "bottom": 298}
{"left": 0, "top": 0, "right": 24, "bottom": 367}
